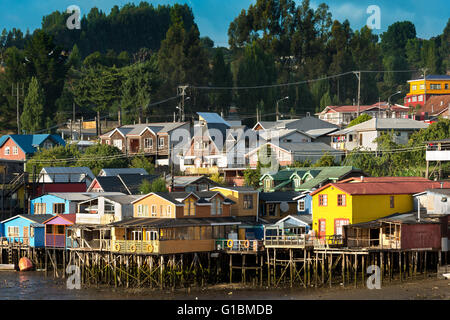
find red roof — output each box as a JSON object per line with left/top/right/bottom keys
{"left": 338, "top": 176, "right": 430, "bottom": 183}
{"left": 311, "top": 181, "right": 450, "bottom": 196}
{"left": 415, "top": 95, "right": 450, "bottom": 116}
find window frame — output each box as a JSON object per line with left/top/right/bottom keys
{"left": 390, "top": 196, "right": 395, "bottom": 208}
{"left": 4, "top": 146, "right": 10, "bottom": 155}
{"left": 298, "top": 199, "right": 305, "bottom": 212}
{"left": 337, "top": 194, "right": 346, "bottom": 207}
{"left": 144, "top": 138, "right": 153, "bottom": 149}
{"left": 318, "top": 194, "right": 328, "bottom": 207}
{"left": 53, "top": 203, "right": 65, "bottom": 214}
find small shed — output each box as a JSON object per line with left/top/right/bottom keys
{"left": 38, "top": 167, "right": 95, "bottom": 187}
{"left": 344, "top": 212, "right": 445, "bottom": 250}
{"left": 265, "top": 215, "right": 312, "bottom": 237}
{"left": 44, "top": 214, "right": 76, "bottom": 248}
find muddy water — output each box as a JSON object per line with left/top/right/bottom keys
{"left": 0, "top": 271, "right": 449, "bottom": 300}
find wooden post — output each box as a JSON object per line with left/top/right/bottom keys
{"left": 290, "top": 249, "right": 293, "bottom": 288}
{"left": 341, "top": 253, "right": 345, "bottom": 286}
{"left": 362, "top": 255, "right": 365, "bottom": 286}
{"left": 314, "top": 252, "right": 318, "bottom": 287}
{"left": 424, "top": 251, "right": 427, "bottom": 278}
{"left": 242, "top": 254, "right": 246, "bottom": 284}
{"left": 229, "top": 254, "right": 233, "bottom": 284}
{"left": 354, "top": 253, "right": 357, "bottom": 288}
{"left": 329, "top": 254, "right": 332, "bottom": 288}
{"left": 380, "top": 251, "right": 383, "bottom": 284}
{"left": 266, "top": 249, "right": 270, "bottom": 287}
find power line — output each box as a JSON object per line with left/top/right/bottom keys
{"left": 190, "top": 70, "right": 420, "bottom": 90}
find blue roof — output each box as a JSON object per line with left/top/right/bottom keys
{"left": 0, "top": 134, "right": 66, "bottom": 154}
{"left": 197, "top": 112, "right": 231, "bottom": 127}
{"left": 424, "top": 75, "right": 450, "bottom": 80}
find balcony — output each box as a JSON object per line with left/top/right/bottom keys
{"left": 215, "top": 239, "right": 263, "bottom": 252}
{"left": 110, "top": 239, "right": 215, "bottom": 254}
{"left": 76, "top": 214, "right": 117, "bottom": 225}
{"left": 186, "top": 167, "right": 219, "bottom": 175}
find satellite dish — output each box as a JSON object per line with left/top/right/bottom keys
{"left": 280, "top": 202, "right": 289, "bottom": 213}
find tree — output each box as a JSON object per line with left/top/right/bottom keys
{"left": 129, "top": 156, "right": 155, "bottom": 174}
{"left": 68, "top": 44, "right": 81, "bottom": 69}
{"left": 313, "top": 152, "right": 337, "bottom": 167}
{"left": 243, "top": 165, "right": 261, "bottom": 189}
{"left": 20, "top": 77, "right": 45, "bottom": 134}
{"left": 347, "top": 114, "right": 372, "bottom": 128}
{"left": 209, "top": 49, "right": 233, "bottom": 112}
{"left": 26, "top": 145, "right": 80, "bottom": 174}
{"left": 23, "top": 30, "right": 68, "bottom": 119}
{"left": 75, "top": 144, "right": 128, "bottom": 175}
{"left": 210, "top": 173, "right": 225, "bottom": 185}
{"left": 139, "top": 177, "right": 168, "bottom": 194}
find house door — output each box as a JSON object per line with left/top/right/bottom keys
{"left": 318, "top": 219, "right": 326, "bottom": 239}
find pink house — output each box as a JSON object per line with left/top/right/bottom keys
{"left": 44, "top": 214, "right": 76, "bottom": 248}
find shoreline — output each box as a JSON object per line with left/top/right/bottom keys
{"left": 0, "top": 271, "right": 449, "bottom": 300}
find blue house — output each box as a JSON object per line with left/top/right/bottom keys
{"left": 293, "top": 192, "right": 313, "bottom": 215}
{"left": 30, "top": 193, "right": 102, "bottom": 215}
{"left": 1, "top": 214, "right": 54, "bottom": 247}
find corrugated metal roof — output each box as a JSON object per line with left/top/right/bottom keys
{"left": 41, "top": 167, "right": 95, "bottom": 179}
{"left": 259, "top": 192, "right": 300, "bottom": 202}
{"left": 99, "top": 168, "right": 149, "bottom": 176}
{"left": 46, "top": 192, "right": 125, "bottom": 201}
{"left": 197, "top": 112, "right": 231, "bottom": 127}
{"left": 312, "top": 181, "right": 450, "bottom": 196}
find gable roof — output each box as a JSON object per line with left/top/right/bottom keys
{"left": 89, "top": 176, "right": 129, "bottom": 194}
{"left": 197, "top": 112, "right": 231, "bottom": 127}
{"left": 0, "top": 134, "right": 65, "bottom": 154}
{"left": 1, "top": 214, "right": 55, "bottom": 224}
{"left": 416, "top": 95, "right": 450, "bottom": 116}
{"left": 165, "top": 175, "right": 219, "bottom": 188}
{"left": 331, "top": 119, "right": 428, "bottom": 135}
{"left": 131, "top": 191, "right": 235, "bottom": 205}
{"left": 259, "top": 192, "right": 300, "bottom": 203}
{"left": 40, "top": 167, "right": 95, "bottom": 182}
{"left": 310, "top": 181, "right": 450, "bottom": 196}
{"left": 118, "top": 174, "right": 160, "bottom": 194}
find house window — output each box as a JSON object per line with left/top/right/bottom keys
{"left": 56, "top": 225, "right": 65, "bottom": 235}
{"left": 104, "top": 202, "right": 114, "bottom": 214}
{"left": 53, "top": 203, "right": 65, "bottom": 214}
{"left": 294, "top": 177, "right": 301, "bottom": 188}
{"left": 337, "top": 194, "right": 346, "bottom": 207}
{"left": 412, "top": 85, "right": 417, "bottom": 91}
{"left": 167, "top": 205, "right": 172, "bottom": 217}
{"left": 34, "top": 203, "right": 46, "bottom": 215}
{"left": 445, "top": 83, "right": 449, "bottom": 90}
{"left": 7, "top": 226, "right": 19, "bottom": 237}
{"left": 30, "top": 227, "right": 34, "bottom": 238}
{"left": 298, "top": 200, "right": 305, "bottom": 212}
{"left": 319, "top": 194, "right": 328, "bottom": 207}
{"left": 113, "top": 139, "right": 123, "bottom": 150}
{"left": 418, "top": 95, "right": 423, "bottom": 102}
{"left": 46, "top": 225, "right": 53, "bottom": 234}
{"left": 137, "top": 204, "right": 143, "bottom": 217}
{"left": 412, "top": 96, "right": 417, "bottom": 102}
{"left": 159, "top": 137, "right": 164, "bottom": 148}
{"left": 151, "top": 205, "right": 157, "bottom": 217}
{"left": 4, "top": 147, "right": 10, "bottom": 155}
{"left": 144, "top": 138, "right": 153, "bottom": 149}
{"left": 390, "top": 196, "right": 395, "bottom": 208}
{"left": 184, "top": 198, "right": 196, "bottom": 216}
{"left": 419, "top": 84, "right": 425, "bottom": 90}
{"left": 211, "top": 198, "right": 222, "bottom": 216}
{"left": 334, "top": 219, "right": 349, "bottom": 235}
{"left": 12, "top": 146, "right": 18, "bottom": 155}
{"left": 146, "top": 230, "right": 158, "bottom": 241}
{"left": 348, "top": 134, "right": 353, "bottom": 142}
{"left": 243, "top": 195, "right": 253, "bottom": 209}
{"left": 430, "top": 84, "right": 441, "bottom": 90}
{"left": 264, "top": 178, "right": 272, "bottom": 191}
{"left": 132, "top": 231, "right": 142, "bottom": 241}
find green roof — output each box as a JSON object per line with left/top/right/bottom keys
{"left": 296, "top": 166, "right": 362, "bottom": 191}
{"left": 262, "top": 166, "right": 363, "bottom": 192}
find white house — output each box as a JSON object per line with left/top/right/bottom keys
{"left": 330, "top": 118, "right": 428, "bottom": 151}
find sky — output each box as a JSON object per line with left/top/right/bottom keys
{"left": 0, "top": 0, "right": 449, "bottom": 47}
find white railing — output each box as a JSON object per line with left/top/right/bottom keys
{"left": 216, "top": 239, "right": 262, "bottom": 252}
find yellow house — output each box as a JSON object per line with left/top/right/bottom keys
{"left": 209, "top": 186, "right": 259, "bottom": 217}
{"left": 309, "top": 181, "right": 439, "bottom": 240}
{"left": 405, "top": 75, "right": 450, "bottom": 107}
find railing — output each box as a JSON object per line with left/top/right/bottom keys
{"left": 215, "top": 239, "right": 263, "bottom": 252}
{"left": 0, "top": 236, "right": 30, "bottom": 247}
{"left": 186, "top": 167, "right": 219, "bottom": 175}
{"left": 264, "top": 234, "right": 344, "bottom": 248}
{"left": 347, "top": 236, "right": 400, "bottom": 250}
{"left": 110, "top": 240, "right": 159, "bottom": 254}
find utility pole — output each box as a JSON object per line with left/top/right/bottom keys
{"left": 177, "top": 85, "right": 189, "bottom": 122}
{"left": 353, "top": 71, "right": 361, "bottom": 117}
{"left": 12, "top": 82, "right": 24, "bottom": 134}
{"left": 71, "top": 102, "right": 75, "bottom": 141}
{"left": 422, "top": 68, "right": 428, "bottom": 107}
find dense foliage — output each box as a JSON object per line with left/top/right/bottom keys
{"left": 0, "top": 0, "right": 448, "bottom": 134}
